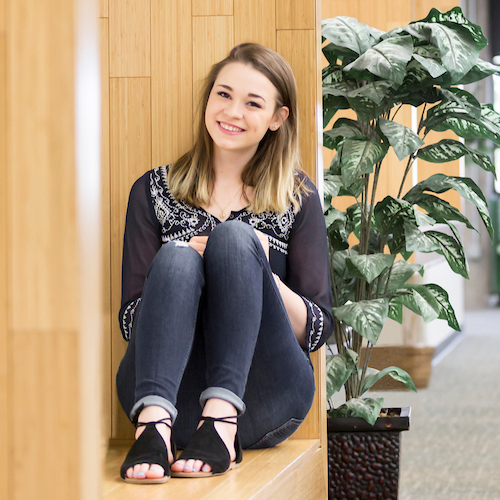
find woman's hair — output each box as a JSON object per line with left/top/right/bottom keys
{"left": 168, "top": 43, "right": 307, "bottom": 214}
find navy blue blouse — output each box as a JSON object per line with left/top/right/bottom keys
{"left": 119, "top": 165, "right": 334, "bottom": 352}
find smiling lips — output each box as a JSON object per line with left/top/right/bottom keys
{"left": 219, "top": 121, "right": 244, "bottom": 133}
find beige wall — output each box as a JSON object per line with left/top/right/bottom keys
{"left": 0, "top": 1, "right": 101, "bottom": 500}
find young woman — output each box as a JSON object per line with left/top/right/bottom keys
{"left": 116, "top": 43, "right": 333, "bottom": 484}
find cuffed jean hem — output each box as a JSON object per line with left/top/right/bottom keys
{"left": 199, "top": 387, "right": 246, "bottom": 416}
{"left": 130, "top": 395, "right": 178, "bottom": 424}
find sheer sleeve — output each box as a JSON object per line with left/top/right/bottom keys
{"left": 286, "top": 175, "right": 334, "bottom": 352}
{"left": 119, "top": 171, "right": 162, "bottom": 340}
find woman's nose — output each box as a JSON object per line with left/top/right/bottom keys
{"left": 224, "top": 100, "right": 243, "bottom": 119}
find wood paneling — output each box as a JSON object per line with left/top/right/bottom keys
{"left": 12, "top": 331, "right": 80, "bottom": 500}
{"left": 192, "top": 16, "right": 234, "bottom": 108}
{"left": 414, "top": 0, "right": 457, "bottom": 19}
{"left": 322, "top": 0, "right": 359, "bottom": 20}
{"left": 8, "top": 0, "right": 78, "bottom": 332}
{"left": 234, "top": 0, "right": 276, "bottom": 49}
{"left": 0, "top": 32, "right": 7, "bottom": 500}
{"left": 151, "top": 0, "right": 193, "bottom": 167}
{"left": 109, "top": 0, "right": 150, "bottom": 77}
{"left": 277, "top": 0, "right": 315, "bottom": 30}
{"left": 99, "top": 0, "right": 108, "bottom": 18}
{"left": 110, "top": 77, "right": 151, "bottom": 438}
{"left": 100, "top": 18, "right": 112, "bottom": 442}
{"left": 192, "top": 0, "right": 232, "bottom": 17}
{"left": 277, "top": 30, "right": 317, "bottom": 182}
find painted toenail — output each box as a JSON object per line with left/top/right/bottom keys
{"left": 135, "top": 472, "right": 145, "bottom": 478}
{"left": 184, "top": 466, "right": 191, "bottom": 471}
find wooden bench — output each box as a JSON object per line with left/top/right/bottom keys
{"left": 102, "top": 348, "right": 328, "bottom": 499}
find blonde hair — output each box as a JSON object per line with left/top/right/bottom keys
{"left": 168, "top": 43, "right": 308, "bottom": 214}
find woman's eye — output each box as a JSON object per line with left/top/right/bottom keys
{"left": 248, "top": 101, "right": 261, "bottom": 108}
{"left": 218, "top": 91, "right": 230, "bottom": 98}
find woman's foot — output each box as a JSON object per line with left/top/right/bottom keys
{"left": 171, "top": 398, "right": 237, "bottom": 474}
{"left": 125, "top": 406, "right": 174, "bottom": 481}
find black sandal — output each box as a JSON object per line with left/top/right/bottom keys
{"left": 120, "top": 417, "right": 176, "bottom": 484}
{"left": 171, "top": 416, "right": 242, "bottom": 478}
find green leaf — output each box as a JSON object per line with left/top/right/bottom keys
{"left": 425, "top": 230, "right": 469, "bottom": 278}
{"left": 323, "top": 174, "right": 343, "bottom": 204}
{"left": 407, "top": 192, "right": 475, "bottom": 230}
{"left": 333, "top": 299, "right": 389, "bottom": 345}
{"left": 379, "top": 118, "right": 424, "bottom": 161}
{"left": 344, "top": 35, "right": 413, "bottom": 85}
{"left": 418, "top": 139, "right": 495, "bottom": 177}
{"left": 412, "top": 53, "right": 446, "bottom": 78}
{"left": 323, "top": 118, "right": 363, "bottom": 150}
{"left": 392, "top": 284, "right": 441, "bottom": 323}
{"left": 418, "top": 6, "right": 487, "bottom": 51}
{"left": 329, "top": 397, "right": 384, "bottom": 426}
{"left": 374, "top": 196, "right": 413, "bottom": 235}
{"left": 323, "top": 92, "right": 349, "bottom": 127}
{"left": 347, "top": 81, "right": 395, "bottom": 105}
{"left": 346, "top": 254, "right": 395, "bottom": 284}
{"left": 338, "top": 138, "right": 387, "bottom": 187}
{"left": 403, "top": 21, "right": 480, "bottom": 82}
{"left": 457, "top": 59, "right": 500, "bottom": 85}
{"left": 326, "top": 348, "right": 359, "bottom": 401}
{"left": 424, "top": 283, "right": 460, "bottom": 330}
{"left": 330, "top": 249, "right": 358, "bottom": 277}
{"left": 361, "top": 366, "right": 417, "bottom": 394}
{"left": 388, "top": 299, "right": 403, "bottom": 324}
{"left": 403, "top": 174, "right": 493, "bottom": 238}
{"left": 322, "top": 17, "right": 385, "bottom": 55}
{"left": 385, "top": 260, "right": 424, "bottom": 291}
{"left": 404, "top": 222, "right": 440, "bottom": 253}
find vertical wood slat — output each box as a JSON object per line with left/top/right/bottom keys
{"left": 12, "top": 332, "right": 80, "bottom": 500}
{"left": 234, "top": 0, "right": 276, "bottom": 49}
{"left": 110, "top": 77, "right": 151, "bottom": 439}
{"left": 99, "top": 0, "right": 108, "bottom": 17}
{"left": 277, "top": 30, "right": 317, "bottom": 182}
{"left": 192, "top": 0, "right": 232, "bottom": 16}
{"left": 151, "top": 0, "right": 193, "bottom": 168}
{"left": 8, "top": 0, "right": 78, "bottom": 332}
{"left": 100, "top": 17, "right": 112, "bottom": 443}
{"left": 276, "top": 0, "right": 315, "bottom": 30}
{"left": 109, "top": 0, "right": 150, "bottom": 77}
{"left": 321, "top": 0, "right": 359, "bottom": 20}
{"left": 192, "top": 16, "right": 234, "bottom": 109}
{"left": 0, "top": 31, "right": 7, "bottom": 500}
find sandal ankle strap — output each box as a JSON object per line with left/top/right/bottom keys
{"left": 200, "top": 415, "right": 238, "bottom": 425}
{"left": 136, "top": 416, "right": 172, "bottom": 430}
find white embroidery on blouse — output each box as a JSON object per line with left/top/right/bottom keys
{"left": 122, "top": 297, "right": 141, "bottom": 341}
{"left": 303, "top": 297, "right": 324, "bottom": 352}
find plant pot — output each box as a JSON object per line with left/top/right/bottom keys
{"left": 327, "top": 407, "right": 410, "bottom": 500}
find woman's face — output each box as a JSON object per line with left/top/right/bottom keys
{"left": 204, "top": 62, "right": 289, "bottom": 160}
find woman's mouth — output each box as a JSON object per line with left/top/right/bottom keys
{"left": 218, "top": 122, "right": 244, "bottom": 133}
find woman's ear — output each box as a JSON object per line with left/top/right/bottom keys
{"left": 270, "top": 106, "right": 289, "bottom": 131}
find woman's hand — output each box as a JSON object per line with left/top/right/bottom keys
{"left": 254, "top": 229, "right": 269, "bottom": 261}
{"left": 188, "top": 236, "right": 209, "bottom": 257}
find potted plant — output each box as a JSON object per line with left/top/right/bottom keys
{"left": 322, "top": 7, "right": 499, "bottom": 499}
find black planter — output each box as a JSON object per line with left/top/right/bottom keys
{"left": 327, "top": 407, "right": 410, "bottom": 500}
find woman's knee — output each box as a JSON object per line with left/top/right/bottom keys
{"left": 205, "top": 221, "right": 260, "bottom": 258}
{"left": 149, "top": 240, "right": 203, "bottom": 281}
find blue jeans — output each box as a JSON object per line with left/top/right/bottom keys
{"left": 116, "top": 221, "right": 315, "bottom": 449}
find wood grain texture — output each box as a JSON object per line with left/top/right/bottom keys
{"left": 151, "top": 0, "right": 193, "bottom": 167}
{"left": 11, "top": 331, "right": 80, "bottom": 500}
{"left": 277, "top": 0, "right": 315, "bottom": 29}
{"left": 99, "top": 0, "right": 108, "bottom": 17}
{"left": 8, "top": 0, "right": 79, "bottom": 332}
{"left": 234, "top": 0, "right": 276, "bottom": 49}
{"left": 414, "top": 0, "right": 457, "bottom": 20}
{"left": 321, "top": 0, "right": 359, "bottom": 20}
{"left": 0, "top": 32, "right": 7, "bottom": 500}
{"left": 110, "top": 77, "right": 151, "bottom": 439}
{"left": 100, "top": 17, "right": 112, "bottom": 443}
{"left": 109, "top": 0, "right": 150, "bottom": 77}
{"left": 277, "top": 30, "right": 317, "bottom": 182}
{"left": 192, "top": 16, "right": 234, "bottom": 111}
{"left": 192, "top": 0, "right": 232, "bottom": 16}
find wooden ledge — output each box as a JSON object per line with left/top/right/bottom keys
{"left": 103, "top": 438, "right": 325, "bottom": 500}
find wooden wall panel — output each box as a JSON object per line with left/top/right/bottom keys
{"left": 277, "top": 30, "right": 317, "bottom": 182}
{"left": 110, "top": 77, "right": 151, "bottom": 438}
{"left": 192, "top": 16, "right": 234, "bottom": 107}
{"left": 100, "top": 18, "right": 112, "bottom": 442}
{"left": 192, "top": 0, "right": 232, "bottom": 16}
{"left": 0, "top": 32, "right": 7, "bottom": 500}
{"left": 277, "top": 0, "right": 315, "bottom": 29}
{"left": 151, "top": 0, "right": 193, "bottom": 168}
{"left": 414, "top": 0, "right": 457, "bottom": 19}
{"left": 99, "top": 0, "right": 108, "bottom": 17}
{"left": 234, "top": 0, "right": 276, "bottom": 49}
{"left": 322, "top": 0, "right": 359, "bottom": 20}
{"left": 109, "top": 0, "right": 150, "bottom": 77}
{"left": 12, "top": 332, "right": 80, "bottom": 500}
{"left": 8, "top": 0, "right": 78, "bottom": 332}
